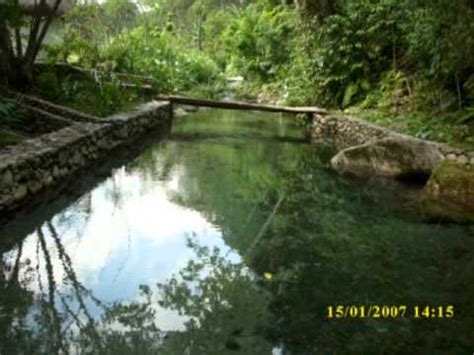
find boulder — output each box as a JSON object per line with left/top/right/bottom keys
{"left": 425, "top": 160, "right": 474, "bottom": 207}
{"left": 417, "top": 161, "right": 474, "bottom": 223}
{"left": 331, "top": 136, "right": 444, "bottom": 179}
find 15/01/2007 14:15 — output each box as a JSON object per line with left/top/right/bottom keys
{"left": 326, "top": 305, "right": 455, "bottom": 319}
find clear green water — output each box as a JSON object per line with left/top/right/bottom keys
{"left": 0, "top": 109, "right": 473, "bottom": 354}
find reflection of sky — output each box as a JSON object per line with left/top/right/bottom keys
{"left": 13, "top": 165, "right": 241, "bottom": 331}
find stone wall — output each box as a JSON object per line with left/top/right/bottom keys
{"left": 0, "top": 101, "right": 171, "bottom": 212}
{"left": 8, "top": 91, "right": 102, "bottom": 123}
{"left": 25, "top": 105, "right": 75, "bottom": 133}
{"left": 311, "top": 114, "right": 474, "bottom": 167}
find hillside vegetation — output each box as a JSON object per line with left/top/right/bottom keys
{"left": 1, "top": 0, "right": 473, "bottom": 147}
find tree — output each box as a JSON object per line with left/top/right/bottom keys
{"left": 0, "top": 0, "right": 73, "bottom": 89}
{"left": 293, "top": 0, "right": 341, "bottom": 21}
{"left": 102, "top": 0, "right": 138, "bottom": 35}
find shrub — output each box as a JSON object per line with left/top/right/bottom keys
{"left": 221, "top": 4, "right": 297, "bottom": 82}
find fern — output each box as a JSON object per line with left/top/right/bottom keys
{"left": 0, "top": 99, "right": 19, "bottom": 123}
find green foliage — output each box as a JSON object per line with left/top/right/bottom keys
{"left": 351, "top": 107, "right": 474, "bottom": 149}
{"left": 46, "top": 18, "right": 223, "bottom": 95}
{"left": 0, "top": 127, "right": 27, "bottom": 148}
{"left": 0, "top": 99, "right": 27, "bottom": 147}
{"left": 35, "top": 72, "right": 140, "bottom": 117}
{"left": 102, "top": 28, "right": 222, "bottom": 93}
{"left": 36, "top": 72, "right": 62, "bottom": 101}
{"left": 37, "top": 0, "right": 474, "bottom": 147}
{"left": 222, "top": 4, "right": 297, "bottom": 81}
{"left": 0, "top": 1, "right": 23, "bottom": 26}
{"left": 61, "top": 75, "right": 140, "bottom": 117}
{"left": 44, "top": 5, "right": 107, "bottom": 67}
{"left": 102, "top": 0, "right": 139, "bottom": 35}
{"left": 305, "top": 1, "right": 406, "bottom": 107}
{"left": 406, "top": 2, "right": 474, "bottom": 104}
{"left": 0, "top": 99, "right": 17, "bottom": 122}
{"left": 201, "top": 9, "right": 234, "bottom": 69}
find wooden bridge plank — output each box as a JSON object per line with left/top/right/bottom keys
{"left": 156, "top": 95, "right": 328, "bottom": 115}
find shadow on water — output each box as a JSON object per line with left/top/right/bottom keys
{"left": 169, "top": 132, "right": 307, "bottom": 144}
{"left": 0, "top": 109, "right": 473, "bottom": 354}
{"left": 0, "top": 121, "right": 172, "bottom": 251}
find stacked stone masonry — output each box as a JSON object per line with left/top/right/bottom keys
{"left": 0, "top": 100, "right": 171, "bottom": 212}
{"left": 311, "top": 114, "right": 474, "bottom": 167}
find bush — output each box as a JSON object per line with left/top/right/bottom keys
{"left": 306, "top": 1, "right": 406, "bottom": 108}
{"left": 221, "top": 4, "right": 297, "bottom": 82}
{"left": 58, "top": 74, "right": 140, "bottom": 117}
{"left": 0, "top": 99, "right": 17, "bottom": 123}
{"left": 103, "top": 28, "right": 223, "bottom": 93}
{"left": 36, "top": 72, "right": 62, "bottom": 100}
{"left": 47, "top": 24, "right": 224, "bottom": 95}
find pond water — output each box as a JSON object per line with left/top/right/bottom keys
{"left": 0, "top": 109, "right": 473, "bottom": 354}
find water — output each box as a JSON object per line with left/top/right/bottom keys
{"left": 0, "top": 109, "right": 473, "bottom": 354}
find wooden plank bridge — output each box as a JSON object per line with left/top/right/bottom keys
{"left": 156, "top": 95, "right": 328, "bottom": 115}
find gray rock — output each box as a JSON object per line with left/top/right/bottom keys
{"left": 28, "top": 180, "right": 43, "bottom": 194}
{"left": 457, "top": 155, "right": 468, "bottom": 165}
{"left": 418, "top": 161, "right": 474, "bottom": 223}
{"left": 1, "top": 170, "right": 14, "bottom": 189}
{"left": 331, "top": 136, "right": 444, "bottom": 178}
{"left": 13, "top": 185, "right": 28, "bottom": 201}
{"left": 425, "top": 160, "right": 474, "bottom": 207}
{"left": 53, "top": 166, "right": 61, "bottom": 177}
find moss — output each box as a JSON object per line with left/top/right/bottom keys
{"left": 428, "top": 160, "right": 473, "bottom": 190}
{"left": 426, "top": 160, "right": 474, "bottom": 207}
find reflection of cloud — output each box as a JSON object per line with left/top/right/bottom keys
{"left": 14, "top": 167, "right": 240, "bottom": 330}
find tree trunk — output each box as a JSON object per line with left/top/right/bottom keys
{"left": 9, "top": 63, "right": 35, "bottom": 90}
{"left": 0, "top": 0, "right": 64, "bottom": 90}
{"left": 0, "top": 51, "right": 8, "bottom": 86}
{"left": 0, "top": 21, "right": 34, "bottom": 89}
{"left": 0, "top": 21, "right": 13, "bottom": 86}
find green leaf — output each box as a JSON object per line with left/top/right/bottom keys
{"left": 342, "top": 83, "right": 359, "bottom": 108}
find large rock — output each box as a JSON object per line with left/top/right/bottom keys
{"left": 413, "top": 161, "right": 474, "bottom": 223}
{"left": 425, "top": 160, "right": 474, "bottom": 206}
{"left": 331, "top": 136, "right": 444, "bottom": 178}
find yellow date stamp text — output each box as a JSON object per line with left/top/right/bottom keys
{"left": 326, "top": 305, "right": 454, "bottom": 319}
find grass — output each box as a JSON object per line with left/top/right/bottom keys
{"left": 345, "top": 107, "right": 474, "bottom": 150}
{"left": 35, "top": 72, "right": 145, "bottom": 118}
{"left": 0, "top": 127, "right": 28, "bottom": 148}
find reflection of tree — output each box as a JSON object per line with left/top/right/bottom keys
{"left": 90, "top": 235, "right": 273, "bottom": 354}
{"left": 138, "top": 123, "right": 473, "bottom": 354}
{"left": 155, "top": 110, "right": 310, "bottom": 253}
{"left": 0, "top": 239, "right": 39, "bottom": 354}
{"left": 157, "top": 236, "right": 273, "bottom": 354}
{"left": 37, "top": 226, "right": 63, "bottom": 353}
{"left": 0, "top": 220, "right": 104, "bottom": 354}
{"left": 2, "top": 109, "right": 472, "bottom": 354}
{"left": 1, "top": 227, "right": 273, "bottom": 353}
{"left": 103, "top": 172, "right": 131, "bottom": 212}
{"left": 127, "top": 141, "right": 176, "bottom": 185}
{"left": 243, "top": 153, "right": 474, "bottom": 354}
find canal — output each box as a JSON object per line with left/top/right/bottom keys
{"left": 0, "top": 108, "right": 473, "bottom": 354}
